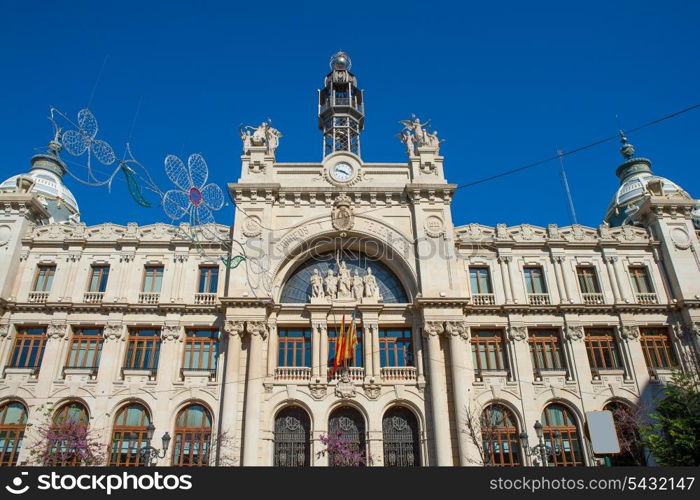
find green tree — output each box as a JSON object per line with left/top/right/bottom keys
{"left": 641, "top": 371, "right": 700, "bottom": 466}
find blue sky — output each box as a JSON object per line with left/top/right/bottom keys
{"left": 1, "top": 1, "right": 698, "bottom": 229}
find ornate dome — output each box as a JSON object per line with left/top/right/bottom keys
{"left": 0, "top": 145, "right": 80, "bottom": 223}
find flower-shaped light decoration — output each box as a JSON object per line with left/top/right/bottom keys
{"left": 162, "top": 154, "right": 225, "bottom": 236}
{"left": 61, "top": 109, "right": 116, "bottom": 175}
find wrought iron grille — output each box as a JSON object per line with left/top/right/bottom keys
{"left": 273, "top": 407, "right": 310, "bottom": 467}
{"left": 382, "top": 407, "right": 420, "bottom": 467}
{"left": 328, "top": 406, "right": 366, "bottom": 466}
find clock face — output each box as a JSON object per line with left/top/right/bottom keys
{"left": 332, "top": 162, "right": 354, "bottom": 181}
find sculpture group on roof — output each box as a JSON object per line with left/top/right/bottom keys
{"left": 239, "top": 121, "right": 283, "bottom": 155}
{"left": 398, "top": 114, "right": 443, "bottom": 155}
{"left": 310, "top": 261, "right": 381, "bottom": 301}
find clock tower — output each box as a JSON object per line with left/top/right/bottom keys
{"left": 318, "top": 51, "right": 365, "bottom": 158}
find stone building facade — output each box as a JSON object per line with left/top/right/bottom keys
{"left": 0, "top": 52, "right": 699, "bottom": 467}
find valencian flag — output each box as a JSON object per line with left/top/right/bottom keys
{"left": 329, "top": 311, "right": 358, "bottom": 377}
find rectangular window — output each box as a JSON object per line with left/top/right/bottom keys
{"left": 523, "top": 266, "right": 547, "bottom": 294}
{"left": 88, "top": 265, "right": 110, "bottom": 292}
{"left": 471, "top": 329, "right": 508, "bottom": 376}
{"left": 183, "top": 329, "right": 219, "bottom": 373}
{"left": 142, "top": 266, "right": 164, "bottom": 293}
{"left": 629, "top": 266, "right": 654, "bottom": 294}
{"left": 197, "top": 266, "right": 219, "bottom": 294}
{"left": 34, "top": 264, "right": 55, "bottom": 292}
{"left": 584, "top": 328, "right": 621, "bottom": 372}
{"left": 328, "top": 327, "right": 363, "bottom": 367}
{"left": 469, "top": 267, "right": 493, "bottom": 294}
{"left": 8, "top": 327, "right": 46, "bottom": 370}
{"left": 528, "top": 329, "right": 565, "bottom": 374}
{"left": 277, "top": 329, "right": 312, "bottom": 367}
{"left": 576, "top": 267, "right": 600, "bottom": 294}
{"left": 640, "top": 327, "right": 677, "bottom": 370}
{"left": 65, "top": 327, "right": 103, "bottom": 370}
{"left": 379, "top": 329, "right": 413, "bottom": 367}
{"left": 124, "top": 329, "right": 161, "bottom": 373}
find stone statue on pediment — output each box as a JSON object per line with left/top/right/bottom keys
{"left": 324, "top": 269, "right": 338, "bottom": 299}
{"left": 337, "top": 261, "right": 353, "bottom": 298}
{"left": 310, "top": 268, "right": 324, "bottom": 298}
{"left": 352, "top": 270, "right": 364, "bottom": 300}
{"left": 364, "top": 267, "right": 380, "bottom": 299}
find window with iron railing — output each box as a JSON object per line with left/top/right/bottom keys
{"left": 123, "top": 329, "right": 161, "bottom": 373}
{"left": 528, "top": 329, "right": 566, "bottom": 375}
{"left": 640, "top": 327, "right": 677, "bottom": 371}
{"left": 584, "top": 328, "right": 622, "bottom": 373}
{"left": 33, "top": 264, "right": 55, "bottom": 291}
{"left": 471, "top": 329, "right": 509, "bottom": 378}
{"left": 183, "top": 330, "right": 219, "bottom": 374}
{"left": 7, "top": 327, "right": 46, "bottom": 372}
{"left": 87, "top": 265, "right": 109, "bottom": 292}
{"left": 379, "top": 329, "right": 413, "bottom": 367}
{"left": 277, "top": 329, "right": 312, "bottom": 367}
{"left": 65, "top": 327, "right": 103, "bottom": 372}
{"left": 197, "top": 266, "right": 218, "bottom": 294}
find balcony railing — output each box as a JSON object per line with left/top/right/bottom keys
{"left": 636, "top": 293, "right": 658, "bottom": 305}
{"left": 472, "top": 293, "right": 496, "bottom": 306}
{"left": 28, "top": 291, "right": 49, "bottom": 303}
{"left": 581, "top": 293, "right": 604, "bottom": 305}
{"left": 528, "top": 293, "right": 551, "bottom": 305}
{"left": 83, "top": 291, "right": 104, "bottom": 304}
{"left": 274, "top": 366, "right": 312, "bottom": 381}
{"left": 328, "top": 366, "right": 365, "bottom": 381}
{"left": 380, "top": 366, "right": 417, "bottom": 381}
{"left": 138, "top": 292, "right": 160, "bottom": 305}
{"left": 194, "top": 293, "right": 217, "bottom": 305}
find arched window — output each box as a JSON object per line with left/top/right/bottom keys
{"left": 328, "top": 406, "right": 366, "bottom": 466}
{"left": 0, "top": 402, "right": 28, "bottom": 466}
{"left": 273, "top": 406, "right": 311, "bottom": 466}
{"left": 603, "top": 401, "right": 645, "bottom": 466}
{"left": 172, "top": 404, "right": 212, "bottom": 466}
{"left": 109, "top": 403, "right": 151, "bottom": 466}
{"left": 481, "top": 404, "right": 521, "bottom": 466}
{"left": 280, "top": 252, "right": 409, "bottom": 303}
{"left": 49, "top": 402, "right": 90, "bottom": 466}
{"left": 382, "top": 407, "right": 420, "bottom": 467}
{"left": 541, "top": 404, "right": 583, "bottom": 466}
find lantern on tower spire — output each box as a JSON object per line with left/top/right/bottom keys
{"left": 318, "top": 51, "right": 365, "bottom": 158}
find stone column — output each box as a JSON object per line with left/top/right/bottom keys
{"left": 316, "top": 322, "right": 328, "bottom": 380}
{"left": 370, "top": 323, "right": 381, "bottom": 379}
{"left": 551, "top": 255, "right": 567, "bottom": 303}
{"left": 423, "top": 321, "right": 452, "bottom": 465}
{"left": 506, "top": 257, "right": 519, "bottom": 303}
{"left": 498, "top": 256, "right": 513, "bottom": 303}
{"left": 311, "top": 320, "right": 321, "bottom": 379}
{"left": 220, "top": 320, "right": 243, "bottom": 459}
{"left": 559, "top": 257, "right": 575, "bottom": 303}
{"left": 446, "top": 321, "right": 470, "bottom": 466}
{"left": 266, "top": 321, "right": 278, "bottom": 377}
{"left": 36, "top": 322, "right": 70, "bottom": 395}
{"left": 603, "top": 255, "right": 621, "bottom": 302}
{"left": 411, "top": 323, "right": 425, "bottom": 382}
{"left": 242, "top": 321, "right": 267, "bottom": 466}
{"left": 611, "top": 256, "right": 631, "bottom": 302}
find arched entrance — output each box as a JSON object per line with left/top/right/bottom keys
{"left": 382, "top": 406, "right": 421, "bottom": 466}
{"left": 273, "top": 406, "right": 311, "bottom": 466}
{"left": 328, "top": 406, "right": 366, "bottom": 466}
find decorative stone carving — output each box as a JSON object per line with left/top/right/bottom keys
{"left": 334, "top": 370, "right": 356, "bottom": 398}
{"left": 619, "top": 325, "right": 640, "bottom": 341}
{"left": 242, "top": 215, "right": 263, "bottom": 238}
{"left": 363, "top": 267, "right": 380, "bottom": 299}
{"left": 324, "top": 269, "right": 338, "bottom": 299}
{"left": 309, "top": 383, "right": 327, "bottom": 400}
{"left": 161, "top": 325, "right": 182, "bottom": 343}
{"left": 337, "top": 261, "right": 353, "bottom": 298}
{"left": 310, "top": 268, "right": 324, "bottom": 298}
{"left": 507, "top": 326, "right": 527, "bottom": 342}
{"left": 120, "top": 252, "right": 135, "bottom": 263}
{"left": 547, "top": 224, "right": 560, "bottom": 239}
{"left": 424, "top": 215, "right": 445, "bottom": 238}
{"left": 496, "top": 223, "right": 508, "bottom": 239}
{"left": 423, "top": 321, "right": 444, "bottom": 337}
{"left": 247, "top": 321, "right": 268, "bottom": 339}
{"left": 47, "top": 322, "right": 67, "bottom": 339}
{"left": 331, "top": 194, "right": 354, "bottom": 231}
{"left": 352, "top": 270, "right": 364, "bottom": 300}
{"left": 240, "top": 122, "right": 282, "bottom": 155}
{"left": 599, "top": 221, "right": 612, "bottom": 238}
{"left": 399, "top": 115, "right": 442, "bottom": 155}
{"left": 565, "top": 326, "right": 584, "bottom": 342}
{"left": 0, "top": 225, "right": 12, "bottom": 247}
{"left": 445, "top": 321, "right": 469, "bottom": 340}
{"left": 224, "top": 320, "right": 245, "bottom": 337}
{"left": 364, "top": 383, "right": 381, "bottom": 400}
{"left": 0, "top": 323, "right": 10, "bottom": 339}
{"left": 103, "top": 323, "right": 124, "bottom": 341}
{"left": 670, "top": 227, "right": 692, "bottom": 250}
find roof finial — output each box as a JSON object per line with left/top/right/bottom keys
{"left": 619, "top": 129, "right": 635, "bottom": 160}
{"left": 47, "top": 108, "right": 63, "bottom": 157}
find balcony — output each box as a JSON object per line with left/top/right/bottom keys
{"left": 380, "top": 366, "right": 417, "bottom": 381}
{"left": 636, "top": 293, "right": 658, "bottom": 305}
{"left": 328, "top": 366, "right": 365, "bottom": 381}
{"left": 83, "top": 292, "right": 104, "bottom": 304}
{"left": 274, "top": 366, "right": 312, "bottom": 381}
{"left": 138, "top": 292, "right": 160, "bottom": 305}
{"left": 581, "top": 293, "right": 604, "bottom": 305}
{"left": 63, "top": 366, "right": 99, "bottom": 381}
{"left": 121, "top": 367, "right": 157, "bottom": 382}
{"left": 181, "top": 368, "right": 216, "bottom": 382}
{"left": 194, "top": 293, "right": 217, "bottom": 305}
{"left": 472, "top": 293, "right": 496, "bottom": 306}
{"left": 528, "top": 293, "right": 551, "bottom": 305}
{"left": 28, "top": 291, "right": 49, "bottom": 303}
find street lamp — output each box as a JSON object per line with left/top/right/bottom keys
{"left": 139, "top": 423, "right": 171, "bottom": 466}
{"left": 519, "top": 420, "right": 562, "bottom": 467}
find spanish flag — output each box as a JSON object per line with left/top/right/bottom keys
{"left": 345, "top": 311, "right": 358, "bottom": 365}
{"left": 330, "top": 313, "right": 346, "bottom": 377}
